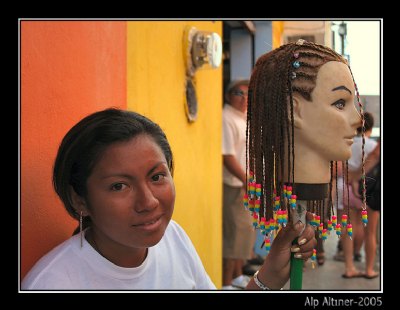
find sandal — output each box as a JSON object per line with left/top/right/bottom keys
{"left": 342, "top": 271, "right": 365, "bottom": 279}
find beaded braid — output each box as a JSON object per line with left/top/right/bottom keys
{"left": 348, "top": 66, "right": 368, "bottom": 214}
{"left": 247, "top": 41, "right": 346, "bottom": 221}
{"left": 245, "top": 40, "right": 368, "bottom": 253}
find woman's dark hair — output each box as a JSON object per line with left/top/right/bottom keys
{"left": 357, "top": 111, "right": 374, "bottom": 134}
{"left": 53, "top": 108, "right": 174, "bottom": 225}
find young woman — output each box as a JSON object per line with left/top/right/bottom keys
{"left": 22, "top": 108, "right": 315, "bottom": 290}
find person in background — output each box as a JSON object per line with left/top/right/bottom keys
{"left": 222, "top": 79, "right": 257, "bottom": 289}
{"left": 336, "top": 112, "right": 378, "bottom": 279}
{"left": 350, "top": 137, "right": 381, "bottom": 279}
{"left": 22, "top": 107, "right": 316, "bottom": 290}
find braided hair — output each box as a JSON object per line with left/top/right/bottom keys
{"left": 246, "top": 40, "right": 366, "bottom": 223}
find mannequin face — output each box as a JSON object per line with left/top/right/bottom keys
{"left": 293, "top": 61, "right": 361, "bottom": 161}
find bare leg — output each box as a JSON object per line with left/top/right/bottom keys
{"left": 233, "top": 259, "right": 244, "bottom": 279}
{"left": 350, "top": 208, "right": 364, "bottom": 259}
{"left": 342, "top": 232, "right": 362, "bottom": 277}
{"left": 222, "top": 258, "right": 235, "bottom": 286}
{"left": 364, "top": 207, "right": 380, "bottom": 277}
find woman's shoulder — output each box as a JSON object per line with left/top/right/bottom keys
{"left": 21, "top": 235, "right": 78, "bottom": 290}
{"left": 165, "top": 220, "right": 188, "bottom": 239}
{"left": 162, "top": 220, "right": 196, "bottom": 250}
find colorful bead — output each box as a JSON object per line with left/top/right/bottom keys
{"left": 341, "top": 214, "right": 348, "bottom": 227}
{"left": 315, "top": 215, "right": 321, "bottom": 228}
{"left": 311, "top": 249, "right": 317, "bottom": 269}
{"left": 361, "top": 210, "right": 368, "bottom": 225}
{"left": 336, "top": 224, "right": 342, "bottom": 238}
{"left": 286, "top": 186, "right": 292, "bottom": 199}
{"left": 260, "top": 217, "right": 266, "bottom": 230}
{"left": 264, "top": 238, "right": 271, "bottom": 252}
{"left": 248, "top": 171, "right": 254, "bottom": 183}
{"left": 347, "top": 223, "right": 353, "bottom": 239}
{"left": 290, "top": 194, "right": 297, "bottom": 209}
{"left": 248, "top": 199, "right": 254, "bottom": 213}
{"left": 327, "top": 220, "right": 333, "bottom": 233}
{"left": 255, "top": 183, "right": 262, "bottom": 197}
{"left": 282, "top": 210, "right": 288, "bottom": 226}
{"left": 274, "top": 196, "right": 280, "bottom": 211}
{"left": 265, "top": 219, "right": 271, "bottom": 234}
{"left": 332, "top": 215, "right": 337, "bottom": 227}
{"left": 270, "top": 218, "right": 277, "bottom": 231}
{"left": 277, "top": 210, "right": 283, "bottom": 225}
{"left": 318, "top": 223, "right": 323, "bottom": 236}
{"left": 293, "top": 61, "right": 300, "bottom": 68}
{"left": 249, "top": 182, "right": 256, "bottom": 198}
{"left": 243, "top": 194, "right": 249, "bottom": 210}
{"left": 322, "top": 228, "right": 327, "bottom": 241}
{"left": 252, "top": 212, "right": 258, "bottom": 228}
{"left": 310, "top": 213, "right": 317, "bottom": 227}
{"left": 255, "top": 199, "right": 261, "bottom": 213}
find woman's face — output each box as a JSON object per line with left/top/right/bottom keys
{"left": 295, "top": 61, "right": 362, "bottom": 161}
{"left": 85, "top": 134, "right": 175, "bottom": 250}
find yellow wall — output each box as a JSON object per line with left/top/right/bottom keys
{"left": 272, "top": 21, "right": 285, "bottom": 48}
{"left": 127, "top": 21, "right": 223, "bottom": 288}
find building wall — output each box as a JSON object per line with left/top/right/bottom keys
{"left": 21, "top": 21, "right": 127, "bottom": 279}
{"left": 21, "top": 20, "right": 223, "bottom": 288}
{"left": 127, "top": 21, "right": 223, "bottom": 288}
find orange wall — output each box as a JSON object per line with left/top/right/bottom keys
{"left": 21, "top": 21, "right": 127, "bottom": 279}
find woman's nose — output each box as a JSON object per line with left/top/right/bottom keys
{"left": 134, "top": 184, "right": 158, "bottom": 212}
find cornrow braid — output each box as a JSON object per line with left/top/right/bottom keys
{"left": 247, "top": 41, "right": 347, "bottom": 222}
{"left": 244, "top": 40, "right": 367, "bottom": 252}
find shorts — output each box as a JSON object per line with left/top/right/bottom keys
{"left": 223, "top": 184, "right": 256, "bottom": 260}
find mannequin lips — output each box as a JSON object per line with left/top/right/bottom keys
{"left": 344, "top": 136, "right": 355, "bottom": 145}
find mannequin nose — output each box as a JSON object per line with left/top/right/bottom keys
{"left": 350, "top": 104, "right": 362, "bottom": 129}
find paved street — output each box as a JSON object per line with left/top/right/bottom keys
{"left": 282, "top": 232, "right": 381, "bottom": 291}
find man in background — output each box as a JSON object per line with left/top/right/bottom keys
{"left": 222, "top": 80, "right": 256, "bottom": 289}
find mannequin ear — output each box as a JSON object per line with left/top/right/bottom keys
{"left": 70, "top": 186, "right": 89, "bottom": 215}
{"left": 292, "top": 95, "right": 304, "bottom": 129}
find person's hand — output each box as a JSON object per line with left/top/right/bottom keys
{"left": 247, "top": 212, "right": 316, "bottom": 290}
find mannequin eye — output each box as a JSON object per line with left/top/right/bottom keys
{"left": 332, "top": 99, "right": 345, "bottom": 110}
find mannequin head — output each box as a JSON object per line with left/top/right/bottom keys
{"left": 246, "top": 40, "right": 364, "bottom": 218}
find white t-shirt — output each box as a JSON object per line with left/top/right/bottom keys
{"left": 348, "top": 136, "right": 378, "bottom": 172}
{"left": 337, "top": 136, "right": 378, "bottom": 210}
{"left": 21, "top": 220, "right": 215, "bottom": 290}
{"left": 222, "top": 104, "right": 247, "bottom": 187}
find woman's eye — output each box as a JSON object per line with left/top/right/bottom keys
{"left": 111, "top": 183, "right": 127, "bottom": 191}
{"left": 152, "top": 174, "right": 165, "bottom": 182}
{"left": 333, "top": 99, "right": 346, "bottom": 110}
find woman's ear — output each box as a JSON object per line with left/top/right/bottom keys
{"left": 292, "top": 95, "right": 304, "bottom": 129}
{"left": 70, "top": 186, "right": 89, "bottom": 216}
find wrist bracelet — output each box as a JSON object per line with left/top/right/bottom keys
{"left": 253, "top": 270, "right": 271, "bottom": 290}
{"left": 253, "top": 270, "right": 284, "bottom": 291}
